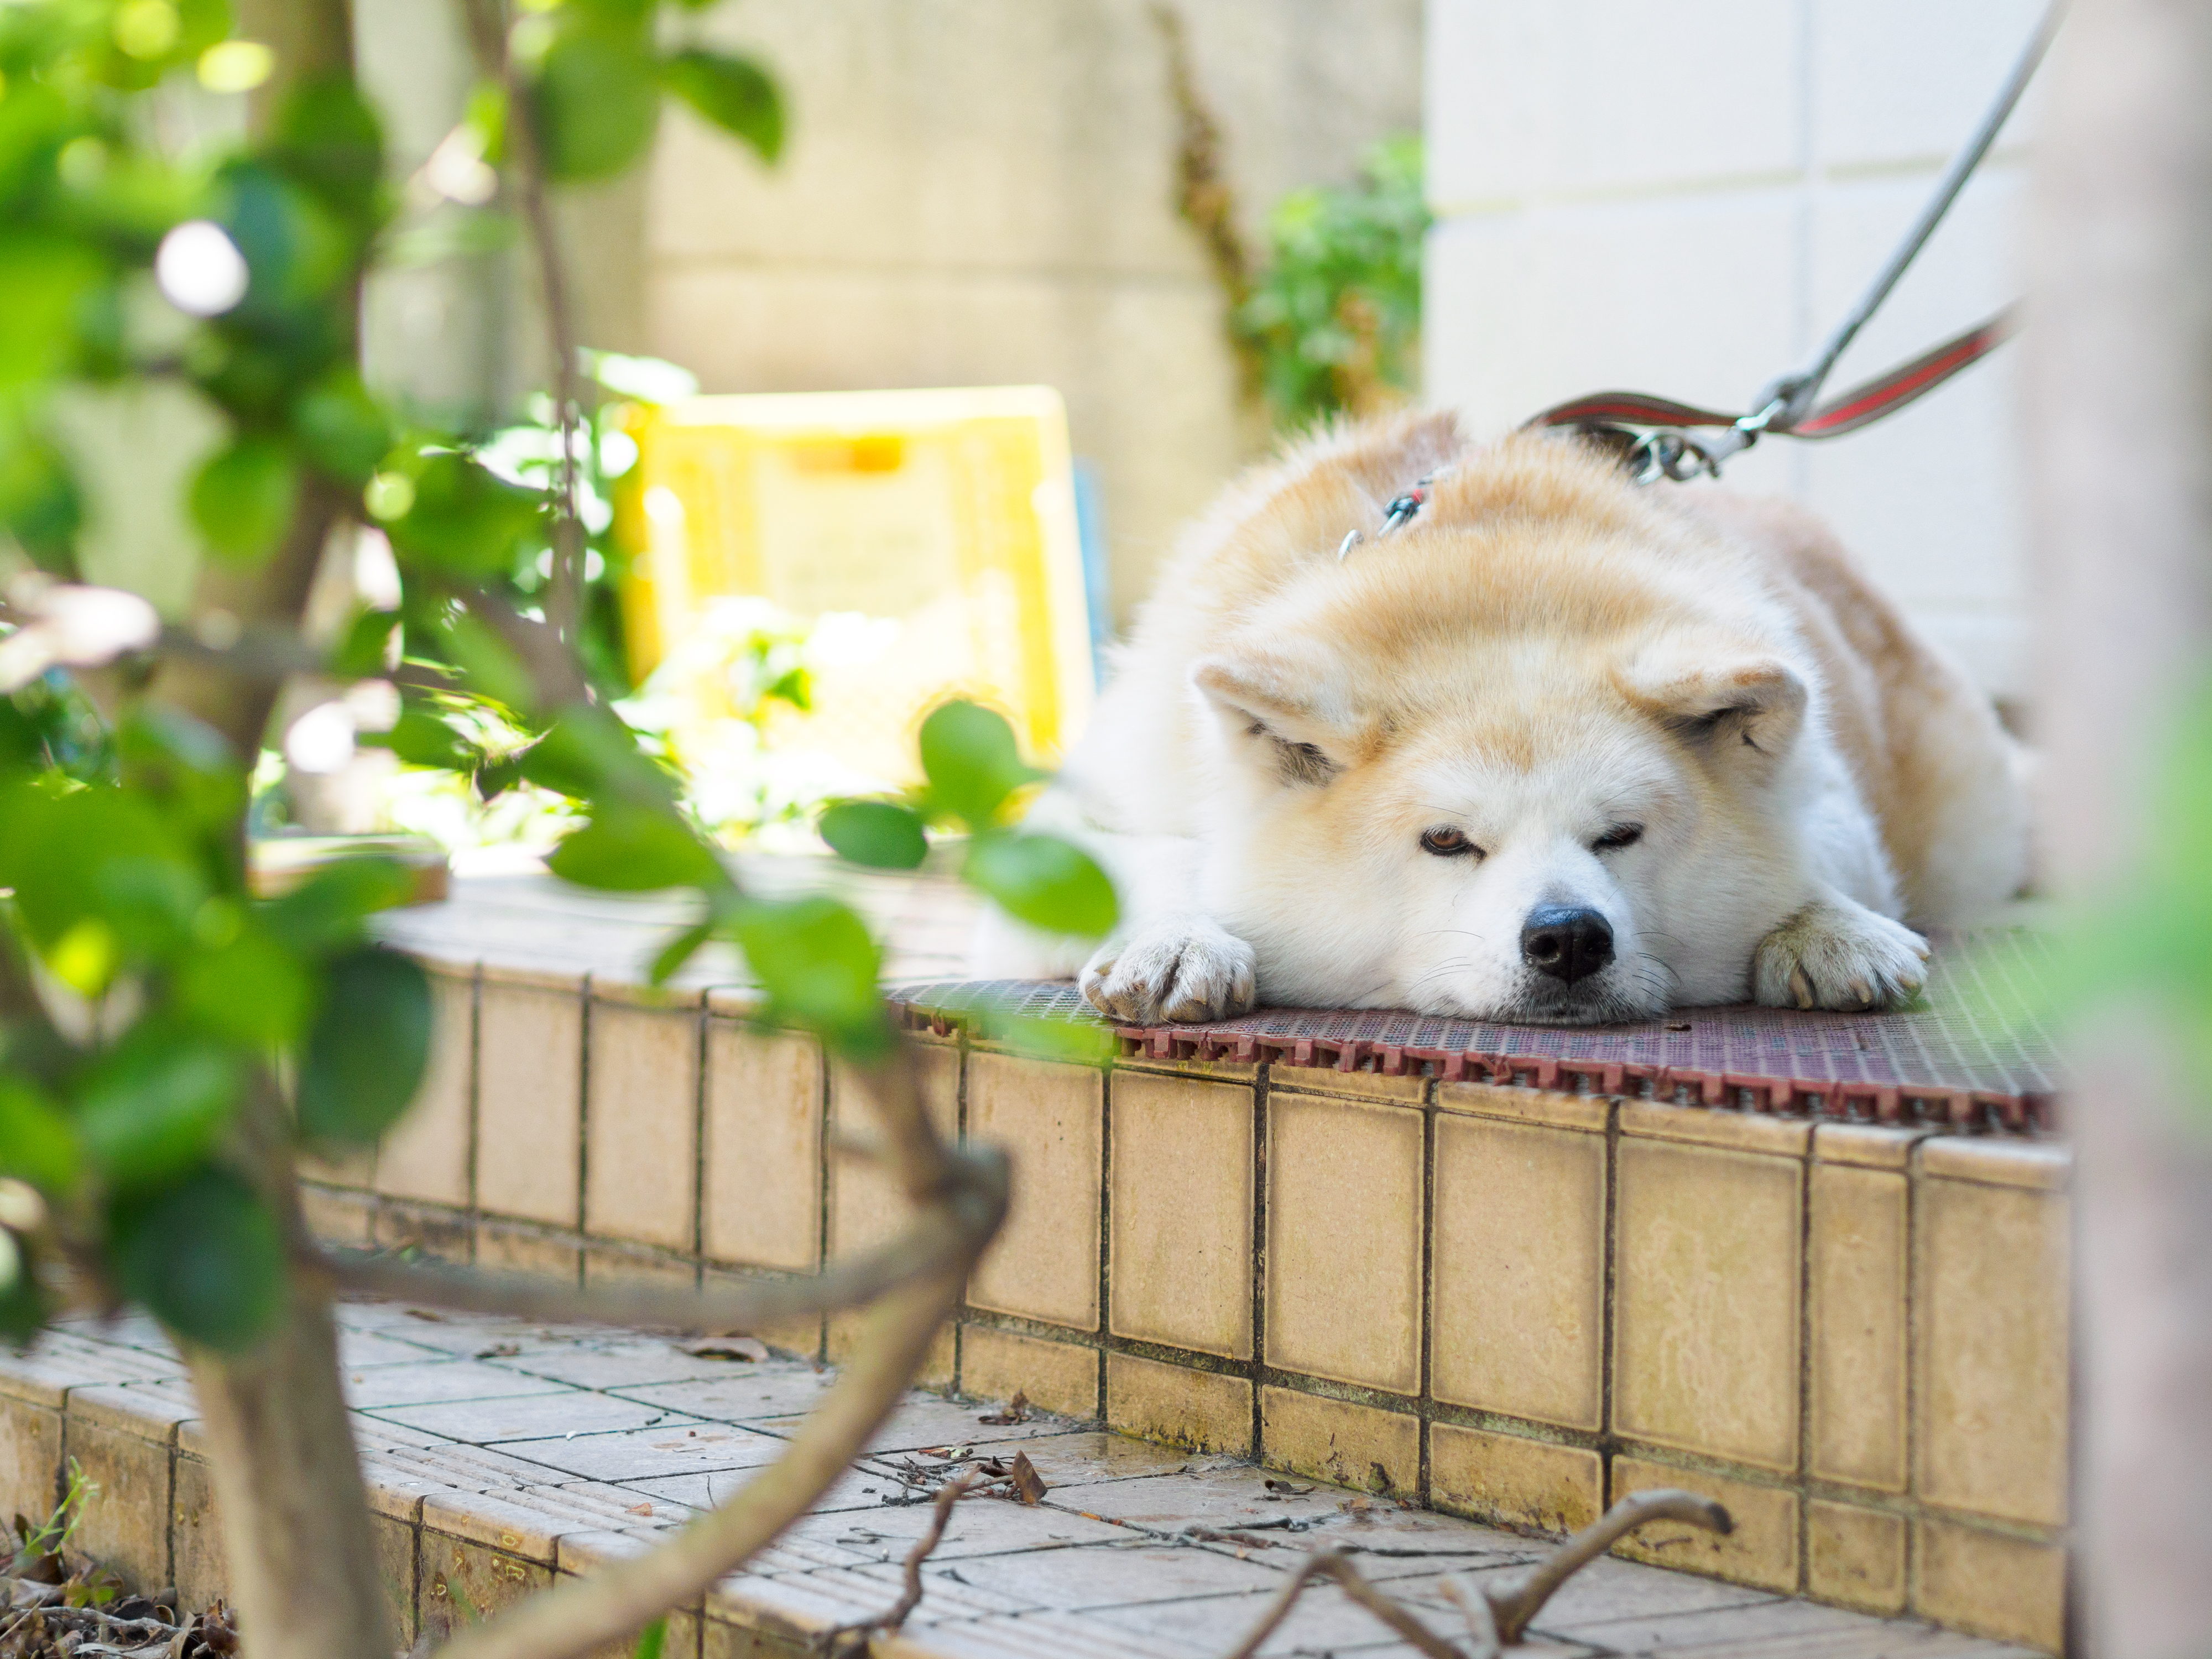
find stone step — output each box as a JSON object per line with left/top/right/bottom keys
{"left": 326, "top": 871, "right": 2070, "bottom": 1653}
{"left": 0, "top": 1308, "right": 2044, "bottom": 1659}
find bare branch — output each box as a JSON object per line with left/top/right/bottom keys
{"left": 312, "top": 1147, "right": 1005, "bottom": 1330}
{"left": 459, "top": 0, "right": 586, "bottom": 648}
{"left": 1220, "top": 1552, "right": 1458, "bottom": 1659}
{"left": 431, "top": 1264, "right": 980, "bottom": 1659}
{"left": 447, "top": 580, "right": 593, "bottom": 710}
{"left": 1217, "top": 1489, "right": 1734, "bottom": 1659}
{"left": 1480, "top": 1488, "right": 1730, "bottom": 1644}
{"left": 813, "top": 1473, "right": 984, "bottom": 1656}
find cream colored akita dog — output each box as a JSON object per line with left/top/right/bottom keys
{"left": 976, "top": 411, "right": 2031, "bottom": 1026}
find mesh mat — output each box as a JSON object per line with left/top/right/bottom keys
{"left": 890, "top": 929, "right": 2061, "bottom": 1133}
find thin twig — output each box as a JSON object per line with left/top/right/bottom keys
{"left": 1219, "top": 1552, "right": 1458, "bottom": 1659}
{"left": 1481, "top": 1488, "right": 1731, "bottom": 1644}
{"left": 1215, "top": 1489, "right": 1734, "bottom": 1659}
{"left": 314, "top": 1151, "right": 1003, "bottom": 1331}
{"left": 458, "top": 0, "right": 585, "bottom": 646}
{"left": 425, "top": 1049, "right": 1004, "bottom": 1659}
{"left": 813, "top": 1473, "right": 983, "bottom": 1656}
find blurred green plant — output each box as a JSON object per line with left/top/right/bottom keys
{"left": 1236, "top": 136, "right": 1428, "bottom": 432}
{"left": 0, "top": 0, "right": 1108, "bottom": 1394}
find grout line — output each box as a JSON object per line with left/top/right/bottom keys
{"left": 813, "top": 1034, "right": 831, "bottom": 1365}
{"left": 690, "top": 999, "right": 708, "bottom": 1264}
{"left": 952, "top": 1034, "right": 969, "bottom": 1398}
{"left": 1798, "top": 1137, "right": 1817, "bottom": 1595}
{"left": 1600, "top": 1094, "right": 1622, "bottom": 1509}
{"left": 464, "top": 963, "right": 482, "bottom": 1261}
{"left": 575, "top": 975, "right": 593, "bottom": 1272}
{"left": 1418, "top": 1079, "right": 1436, "bottom": 1506}
{"left": 1251, "top": 1063, "right": 1270, "bottom": 1459}
{"left": 1096, "top": 1065, "right": 1113, "bottom": 1418}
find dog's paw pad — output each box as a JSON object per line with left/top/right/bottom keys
{"left": 1081, "top": 920, "right": 1257, "bottom": 1025}
{"left": 1754, "top": 901, "right": 1928, "bottom": 1013}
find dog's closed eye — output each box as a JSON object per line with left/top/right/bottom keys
{"left": 1593, "top": 823, "right": 1644, "bottom": 852}
{"left": 1420, "top": 826, "right": 1483, "bottom": 858}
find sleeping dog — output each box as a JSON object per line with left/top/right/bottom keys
{"left": 975, "top": 411, "right": 2031, "bottom": 1026}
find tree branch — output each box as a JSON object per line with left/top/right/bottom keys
{"left": 312, "top": 1146, "right": 1004, "bottom": 1331}
{"left": 1479, "top": 1489, "right": 1730, "bottom": 1643}
{"left": 459, "top": 0, "right": 586, "bottom": 649}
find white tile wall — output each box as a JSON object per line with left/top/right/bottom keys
{"left": 1424, "top": 0, "right": 2051, "bottom": 698}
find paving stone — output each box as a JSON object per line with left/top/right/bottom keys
{"left": 751, "top": 1395, "right": 1087, "bottom": 1456}
{"left": 711, "top": 1562, "right": 1039, "bottom": 1632}
{"left": 342, "top": 1359, "right": 581, "bottom": 1410}
{"left": 366, "top": 1389, "right": 683, "bottom": 1443}
{"left": 605, "top": 1366, "right": 843, "bottom": 1422}
{"left": 493, "top": 1422, "right": 791, "bottom": 1483}
{"left": 786, "top": 1497, "right": 1133, "bottom": 1563}
{"left": 620, "top": 1463, "right": 905, "bottom": 1516}
{"left": 420, "top": 1481, "right": 687, "bottom": 1563}
{"left": 0, "top": 1331, "right": 184, "bottom": 1407}
{"left": 1530, "top": 1581, "right": 1877, "bottom": 1647}
{"left": 915, "top": 1616, "right": 1208, "bottom": 1659}
{"left": 942, "top": 1431, "right": 1215, "bottom": 1490}
{"left": 493, "top": 1339, "right": 787, "bottom": 1391}
{"left": 1041, "top": 1465, "right": 1350, "bottom": 1530}
{"left": 937, "top": 1541, "right": 1286, "bottom": 1610}
{"left": 1457, "top": 1552, "right": 1784, "bottom": 1632}
{"left": 339, "top": 1328, "right": 464, "bottom": 1369}
{"left": 1089, "top": 1579, "right": 1478, "bottom": 1657}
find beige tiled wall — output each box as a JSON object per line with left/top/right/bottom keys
{"left": 328, "top": 984, "right": 2075, "bottom": 1649}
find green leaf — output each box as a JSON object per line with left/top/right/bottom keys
{"left": 0, "top": 232, "right": 103, "bottom": 389}
{"left": 963, "top": 832, "right": 1117, "bottom": 938}
{"left": 383, "top": 451, "right": 542, "bottom": 577}
{"left": 518, "top": 706, "right": 672, "bottom": 805}
{"left": 218, "top": 161, "right": 352, "bottom": 315}
{"left": 271, "top": 74, "right": 385, "bottom": 221}
{"left": 436, "top": 609, "right": 536, "bottom": 714}
{"left": 332, "top": 607, "right": 400, "bottom": 678}
{"left": 74, "top": 1026, "right": 242, "bottom": 1192}
{"left": 660, "top": 50, "right": 782, "bottom": 162}
{"left": 0, "top": 1228, "right": 45, "bottom": 1345}
{"left": 295, "top": 947, "right": 431, "bottom": 1145}
{"left": 632, "top": 1619, "right": 667, "bottom": 1659}
{"left": 818, "top": 800, "right": 927, "bottom": 870}
{"left": 731, "top": 895, "right": 883, "bottom": 1052}
{"left": 0, "top": 1079, "right": 80, "bottom": 1193}
{"left": 533, "top": 23, "right": 661, "bottom": 183}
{"left": 110, "top": 1167, "right": 286, "bottom": 1351}
{"left": 650, "top": 919, "right": 713, "bottom": 985}
{"left": 0, "top": 783, "right": 202, "bottom": 959}
{"left": 547, "top": 807, "right": 720, "bottom": 892}
{"left": 174, "top": 927, "right": 310, "bottom": 1046}
{"left": 375, "top": 703, "right": 479, "bottom": 771}
{"left": 0, "top": 433, "right": 83, "bottom": 570}
{"left": 262, "top": 855, "right": 418, "bottom": 954}
{"left": 189, "top": 436, "right": 300, "bottom": 565}
{"left": 917, "top": 701, "right": 1041, "bottom": 827}
{"left": 293, "top": 369, "right": 392, "bottom": 486}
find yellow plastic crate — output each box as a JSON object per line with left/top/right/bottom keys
{"left": 615, "top": 385, "right": 1095, "bottom": 785}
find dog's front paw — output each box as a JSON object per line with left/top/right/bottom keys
{"left": 1753, "top": 899, "right": 1931, "bottom": 1012}
{"left": 1082, "top": 918, "right": 1258, "bottom": 1025}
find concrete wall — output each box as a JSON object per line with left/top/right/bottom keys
{"left": 360, "top": 1, "right": 1425, "bottom": 630}
{"left": 642, "top": 0, "right": 1422, "bottom": 625}
{"left": 1423, "top": 1, "right": 2045, "bottom": 701}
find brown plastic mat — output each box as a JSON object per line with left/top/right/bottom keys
{"left": 890, "top": 930, "right": 2061, "bottom": 1133}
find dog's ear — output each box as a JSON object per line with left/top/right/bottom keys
{"left": 1192, "top": 652, "right": 1359, "bottom": 787}
{"left": 1627, "top": 654, "right": 1808, "bottom": 764}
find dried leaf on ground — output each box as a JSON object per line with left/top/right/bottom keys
{"left": 975, "top": 1389, "right": 1030, "bottom": 1426}
{"left": 680, "top": 1336, "right": 767, "bottom": 1363}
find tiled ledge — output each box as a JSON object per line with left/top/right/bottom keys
{"left": 312, "top": 937, "right": 2074, "bottom": 1654}
{"left": 0, "top": 1303, "right": 2047, "bottom": 1659}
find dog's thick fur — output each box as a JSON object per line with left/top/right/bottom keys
{"left": 975, "top": 411, "right": 2031, "bottom": 1025}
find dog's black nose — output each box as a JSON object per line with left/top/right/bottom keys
{"left": 1521, "top": 906, "right": 1615, "bottom": 983}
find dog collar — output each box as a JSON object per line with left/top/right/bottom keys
{"left": 1338, "top": 466, "right": 1456, "bottom": 561}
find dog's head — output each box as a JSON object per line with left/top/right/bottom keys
{"left": 1187, "top": 440, "right": 1820, "bottom": 1022}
